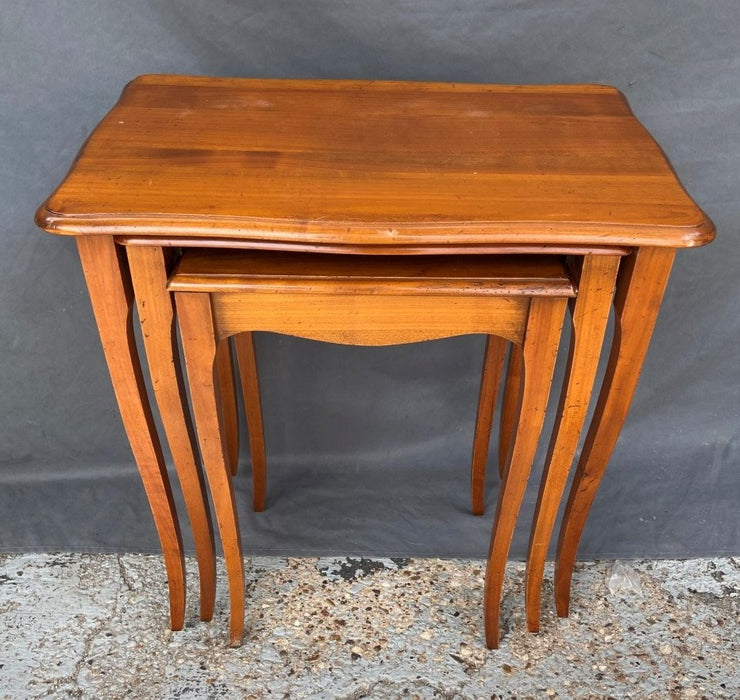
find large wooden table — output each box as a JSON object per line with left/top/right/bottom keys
{"left": 36, "top": 76, "right": 713, "bottom": 644}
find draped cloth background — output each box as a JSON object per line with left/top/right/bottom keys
{"left": 1, "top": 0, "right": 737, "bottom": 558}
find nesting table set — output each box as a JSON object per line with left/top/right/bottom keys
{"left": 36, "top": 76, "right": 713, "bottom": 648}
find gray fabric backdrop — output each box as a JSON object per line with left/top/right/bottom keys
{"left": 1, "top": 0, "right": 738, "bottom": 558}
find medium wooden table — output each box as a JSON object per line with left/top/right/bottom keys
{"left": 36, "top": 76, "right": 714, "bottom": 644}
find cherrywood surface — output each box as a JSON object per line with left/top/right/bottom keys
{"left": 524, "top": 254, "right": 620, "bottom": 632}
{"left": 169, "top": 250, "right": 576, "bottom": 348}
{"left": 76, "top": 235, "right": 185, "bottom": 630}
{"left": 126, "top": 244, "right": 217, "bottom": 621}
{"left": 470, "top": 335, "right": 508, "bottom": 515}
{"left": 233, "top": 332, "right": 267, "bottom": 512}
{"left": 499, "top": 345, "right": 523, "bottom": 478}
{"left": 169, "top": 250, "right": 577, "bottom": 296}
{"left": 555, "top": 247, "right": 676, "bottom": 617}
{"left": 121, "top": 235, "right": 631, "bottom": 258}
{"left": 213, "top": 289, "right": 529, "bottom": 348}
{"left": 177, "top": 292, "right": 245, "bottom": 647}
{"left": 172, "top": 252, "right": 574, "bottom": 649}
{"left": 37, "top": 77, "right": 715, "bottom": 647}
{"left": 484, "top": 297, "right": 567, "bottom": 649}
{"left": 215, "top": 340, "right": 240, "bottom": 475}
{"left": 37, "top": 76, "right": 713, "bottom": 249}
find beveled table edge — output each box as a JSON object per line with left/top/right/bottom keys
{"left": 35, "top": 208, "right": 715, "bottom": 250}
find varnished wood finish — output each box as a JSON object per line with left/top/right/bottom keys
{"left": 555, "top": 247, "right": 676, "bottom": 617}
{"left": 126, "top": 245, "right": 217, "bottom": 621}
{"left": 121, "top": 235, "right": 631, "bottom": 259}
{"left": 36, "top": 77, "right": 715, "bottom": 647}
{"left": 524, "top": 254, "right": 620, "bottom": 632}
{"left": 217, "top": 292, "right": 529, "bottom": 346}
{"left": 215, "top": 340, "right": 240, "bottom": 475}
{"left": 470, "top": 335, "right": 508, "bottom": 515}
{"left": 177, "top": 292, "right": 245, "bottom": 647}
{"left": 484, "top": 297, "right": 567, "bottom": 649}
{"left": 37, "top": 76, "right": 712, "bottom": 249}
{"left": 169, "top": 251, "right": 576, "bottom": 348}
{"left": 233, "top": 332, "right": 267, "bottom": 512}
{"left": 169, "top": 250, "right": 578, "bottom": 297}
{"left": 499, "top": 345, "right": 523, "bottom": 479}
{"left": 173, "top": 251, "right": 575, "bottom": 647}
{"left": 76, "top": 236, "right": 185, "bottom": 630}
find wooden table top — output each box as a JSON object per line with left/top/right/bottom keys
{"left": 36, "top": 75, "right": 713, "bottom": 249}
{"left": 168, "top": 249, "right": 577, "bottom": 297}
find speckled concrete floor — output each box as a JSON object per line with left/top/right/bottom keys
{"left": 0, "top": 554, "right": 737, "bottom": 699}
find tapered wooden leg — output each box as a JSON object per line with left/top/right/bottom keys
{"left": 215, "top": 339, "right": 240, "bottom": 476}
{"left": 177, "top": 292, "right": 245, "bottom": 647}
{"left": 127, "top": 245, "right": 217, "bottom": 622}
{"left": 77, "top": 236, "right": 185, "bottom": 630}
{"left": 524, "top": 255, "right": 620, "bottom": 632}
{"left": 555, "top": 247, "right": 675, "bottom": 617}
{"left": 499, "top": 344, "right": 523, "bottom": 478}
{"left": 484, "top": 297, "right": 566, "bottom": 649}
{"left": 234, "top": 332, "right": 267, "bottom": 512}
{"left": 471, "top": 335, "right": 508, "bottom": 515}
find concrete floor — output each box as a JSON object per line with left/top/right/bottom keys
{"left": 0, "top": 554, "right": 737, "bottom": 699}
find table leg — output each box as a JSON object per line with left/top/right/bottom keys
{"left": 554, "top": 247, "right": 675, "bottom": 617}
{"left": 484, "top": 297, "right": 567, "bottom": 649}
{"left": 470, "top": 335, "right": 507, "bottom": 515}
{"left": 234, "top": 332, "right": 267, "bottom": 512}
{"left": 215, "top": 339, "right": 240, "bottom": 476}
{"left": 499, "top": 344, "right": 523, "bottom": 478}
{"left": 524, "top": 254, "right": 620, "bottom": 632}
{"left": 126, "top": 245, "right": 217, "bottom": 622}
{"left": 76, "top": 236, "right": 185, "bottom": 630}
{"left": 177, "top": 292, "right": 245, "bottom": 647}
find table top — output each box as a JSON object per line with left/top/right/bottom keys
{"left": 36, "top": 75, "right": 713, "bottom": 250}
{"left": 168, "top": 250, "right": 577, "bottom": 297}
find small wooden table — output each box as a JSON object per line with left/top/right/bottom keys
{"left": 36, "top": 76, "right": 714, "bottom": 644}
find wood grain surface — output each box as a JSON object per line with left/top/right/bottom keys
{"left": 76, "top": 235, "right": 186, "bottom": 630}
{"left": 36, "top": 76, "right": 713, "bottom": 249}
{"left": 168, "top": 249, "right": 577, "bottom": 296}
{"left": 126, "top": 244, "right": 217, "bottom": 622}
